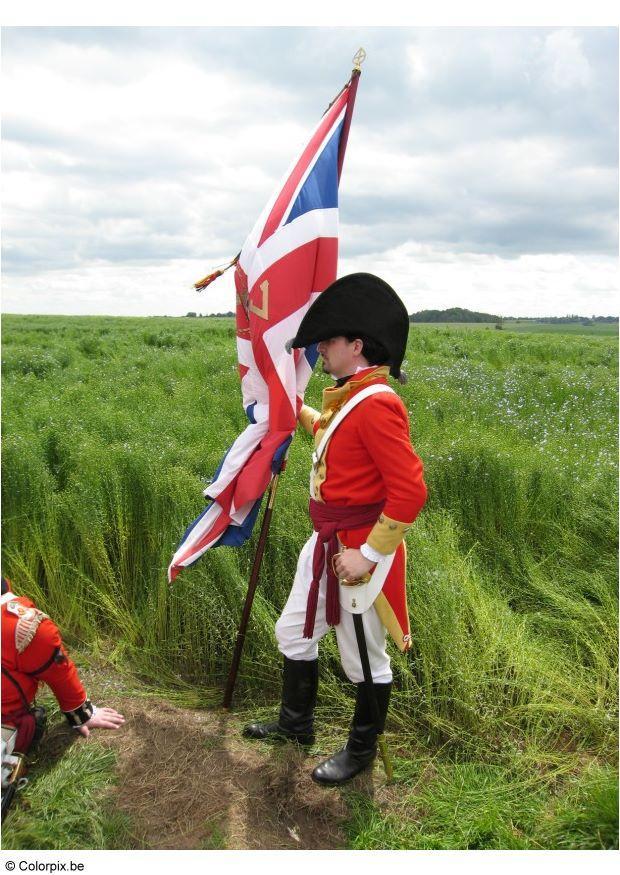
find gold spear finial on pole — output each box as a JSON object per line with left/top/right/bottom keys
{"left": 352, "top": 47, "right": 366, "bottom": 72}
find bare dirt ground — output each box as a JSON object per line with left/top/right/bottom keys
{"left": 95, "top": 697, "right": 351, "bottom": 850}
{"left": 30, "top": 661, "right": 398, "bottom": 850}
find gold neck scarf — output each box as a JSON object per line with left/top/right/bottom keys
{"left": 315, "top": 365, "right": 390, "bottom": 443}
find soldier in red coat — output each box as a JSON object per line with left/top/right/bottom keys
{"left": 1, "top": 576, "right": 125, "bottom": 755}
{"left": 244, "top": 273, "right": 427, "bottom": 785}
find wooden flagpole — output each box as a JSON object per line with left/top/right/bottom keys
{"left": 222, "top": 463, "right": 284, "bottom": 709}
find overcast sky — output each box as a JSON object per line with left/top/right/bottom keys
{"left": 2, "top": 26, "right": 618, "bottom": 317}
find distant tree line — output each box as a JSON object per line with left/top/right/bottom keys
{"left": 409, "top": 308, "right": 618, "bottom": 324}
{"left": 507, "top": 315, "right": 618, "bottom": 324}
{"left": 410, "top": 307, "right": 501, "bottom": 323}
{"left": 185, "top": 312, "right": 235, "bottom": 318}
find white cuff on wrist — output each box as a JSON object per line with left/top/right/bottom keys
{"left": 360, "top": 542, "right": 386, "bottom": 563}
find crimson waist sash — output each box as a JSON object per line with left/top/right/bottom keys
{"left": 303, "top": 498, "right": 384, "bottom": 638}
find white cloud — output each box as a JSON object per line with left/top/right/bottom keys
{"left": 0, "top": 259, "right": 237, "bottom": 317}
{"left": 341, "top": 244, "right": 618, "bottom": 317}
{"left": 2, "top": 247, "right": 616, "bottom": 319}
{"left": 1, "top": 26, "right": 617, "bottom": 317}
{"left": 540, "top": 28, "right": 592, "bottom": 91}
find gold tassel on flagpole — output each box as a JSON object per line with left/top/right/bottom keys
{"left": 194, "top": 252, "right": 240, "bottom": 292}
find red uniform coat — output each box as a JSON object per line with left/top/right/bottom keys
{"left": 299, "top": 366, "right": 427, "bottom": 650}
{"left": 1, "top": 591, "right": 88, "bottom": 721}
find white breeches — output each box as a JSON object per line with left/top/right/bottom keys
{"left": 275, "top": 532, "right": 392, "bottom": 684}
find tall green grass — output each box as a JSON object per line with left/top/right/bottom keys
{"left": 1, "top": 315, "right": 617, "bottom": 848}
{"left": 1, "top": 741, "right": 131, "bottom": 850}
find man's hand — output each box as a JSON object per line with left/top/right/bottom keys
{"left": 333, "top": 548, "right": 375, "bottom": 582}
{"left": 76, "top": 707, "right": 125, "bottom": 738}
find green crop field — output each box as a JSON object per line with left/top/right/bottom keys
{"left": 502, "top": 322, "right": 619, "bottom": 336}
{"left": 1, "top": 314, "right": 618, "bottom": 850}
{"left": 411, "top": 321, "right": 619, "bottom": 336}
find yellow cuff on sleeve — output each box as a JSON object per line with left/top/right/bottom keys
{"left": 298, "top": 404, "right": 320, "bottom": 435}
{"left": 366, "top": 513, "right": 412, "bottom": 554}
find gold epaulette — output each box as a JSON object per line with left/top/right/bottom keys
{"left": 6, "top": 602, "right": 49, "bottom": 654}
{"left": 298, "top": 404, "right": 320, "bottom": 435}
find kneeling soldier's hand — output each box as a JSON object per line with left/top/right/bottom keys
{"left": 76, "top": 706, "right": 125, "bottom": 738}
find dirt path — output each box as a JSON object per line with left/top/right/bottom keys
{"left": 95, "top": 697, "right": 351, "bottom": 850}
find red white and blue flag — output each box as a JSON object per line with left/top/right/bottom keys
{"left": 168, "top": 72, "right": 360, "bottom": 582}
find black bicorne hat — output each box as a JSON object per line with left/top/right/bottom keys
{"left": 288, "top": 273, "right": 409, "bottom": 381}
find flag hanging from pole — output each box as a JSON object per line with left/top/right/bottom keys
{"left": 168, "top": 65, "right": 362, "bottom": 583}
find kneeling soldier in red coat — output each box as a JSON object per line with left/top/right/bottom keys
{"left": 1, "top": 575, "right": 125, "bottom": 756}
{"left": 244, "top": 273, "right": 427, "bottom": 785}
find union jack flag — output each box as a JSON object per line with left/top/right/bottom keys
{"left": 168, "top": 71, "right": 360, "bottom": 582}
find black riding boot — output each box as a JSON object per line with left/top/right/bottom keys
{"left": 311, "top": 681, "right": 391, "bottom": 786}
{"left": 243, "top": 656, "right": 318, "bottom": 745}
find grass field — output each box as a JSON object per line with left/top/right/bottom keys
{"left": 1, "top": 314, "right": 618, "bottom": 849}
{"left": 411, "top": 321, "right": 619, "bottom": 336}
